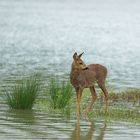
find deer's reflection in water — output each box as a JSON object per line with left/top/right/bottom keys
{"left": 70, "top": 120, "right": 106, "bottom": 140}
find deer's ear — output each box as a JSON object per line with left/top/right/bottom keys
{"left": 79, "top": 52, "right": 84, "bottom": 58}
{"left": 73, "top": 52, "right": 78, "bottom": 60}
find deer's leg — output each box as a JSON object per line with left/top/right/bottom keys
{"left": 76, "top": 88, "right": 83, "bottom": 119}
{"left": 98, "top": 81, "right": 108, "bottom": 112}
{"left": 86, "top": 86, "right": 97, "bottom": 114}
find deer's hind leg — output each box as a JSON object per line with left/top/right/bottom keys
{"left": 86, "top": 86, "right": 97, "bottom": 114}
{"left": 97, "top": 80, "right": 108, "bottom": 112}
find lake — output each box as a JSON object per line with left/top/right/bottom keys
{"left": 0, "top": 0, "right": 140, "bottom": 139}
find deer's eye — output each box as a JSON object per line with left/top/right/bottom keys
{"left": 79, "top": 62, "right": 82, "bottom": 65}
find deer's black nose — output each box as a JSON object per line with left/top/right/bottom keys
{"left": 83, "top": 67, "right": 88, "bottom": 70}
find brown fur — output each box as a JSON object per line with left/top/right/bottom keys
{"left": 70, "top": 52, "right": 108, "bottom": 118}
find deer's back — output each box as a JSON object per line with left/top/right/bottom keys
{"left": 88, "top": 64, "right": 107, "bottom": 81}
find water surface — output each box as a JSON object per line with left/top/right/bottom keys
{"left": 0, "top": 0, "right": 140, "bottom": 139}
{"left": 0, "top": 106, "right": 140, "bottom": 140}
{"left": 0, "top": 0, "right": 140, "bottom": 90}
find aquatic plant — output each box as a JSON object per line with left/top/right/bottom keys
{"left": 48, "top": 78, "right": 73, "bottom": 109}
{"left": 78, "top": 89, "right": 140, "bottom": 123}
{"left": 89, "top": 107, "right": 140, "bottom": 123}
{"left": 35, "top": 87, "right": 140, "bottom": 122}
{"left": 4, "top": 74, "right": 41, "bottom": 109}
{"left": 108, "top": 89, "right": 140, "bottom": 103}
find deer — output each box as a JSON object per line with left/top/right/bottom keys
{"left": 70, "top": 52, "right": 108, "bottom": 118}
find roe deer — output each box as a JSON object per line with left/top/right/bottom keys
{"left": 70, "top": 52, "right": 108, "bottom": 118}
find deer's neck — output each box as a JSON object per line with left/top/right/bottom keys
{"left": 71, "top": 68, "right": 79, "bottom": 77}
{"left": 70, "top": 65, "right": 82, "bottom": 81}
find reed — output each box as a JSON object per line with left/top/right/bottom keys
{"left": 4, "top": 74, "right": 41, "bottom": 109}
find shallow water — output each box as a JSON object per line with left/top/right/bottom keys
{"left": 0, "top": 105, "right": 140, "bottom": 140}
{"left": 0, "top": 0, "right": 140, "bottom": 139}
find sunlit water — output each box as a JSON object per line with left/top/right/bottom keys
{"left": 0, "top": 0, "right": 140, "bottom": 90}
{"left": 0, "top": 0, "right": 140, "bottom": 139}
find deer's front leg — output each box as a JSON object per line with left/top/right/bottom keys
{"left": 76, "top": 88, "right": 83, "bottom": 119}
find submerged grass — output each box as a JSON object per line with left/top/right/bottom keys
{"left": 4, "top": 74, "right": 41, "bottom": 109}
{"left": 79, "top": 89, "right": 140, "bottom": 123}
{"left": 35, "top": 88, "right": 140, "bottom": 122}
{"left": 47, "top": 78, "right": 73, "bottom": 109}
{"left": 3, "top": 73, "right": 140, "bottom": 123}
{"left": 88, "top": 106, "right": 140, "bottom": 123}
{"left": 109, "top": 89, "right": 140, "bottom": 101}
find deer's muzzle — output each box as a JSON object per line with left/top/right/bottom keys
{"left": 83, "top": 67, "right": 88, "bottom": 70}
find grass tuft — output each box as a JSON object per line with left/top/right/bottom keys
{"left": 48, "top": 78, "right": 73, "bottom": 109}
{"left": 4, "top": 74, "right": 41, "bottom": 109}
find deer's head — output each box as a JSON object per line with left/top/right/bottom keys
{"left": 72, "top": 52, "right": 88, "bottom": 70}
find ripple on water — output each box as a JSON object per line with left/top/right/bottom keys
{"left": 0, "top": 105, "right": 140, "bottom": 140}
{"left": 0, "top": 0, "right": 140, "bottom": 139}
{"left": 0, "top": 0, "right": 140, "bottom": 90}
